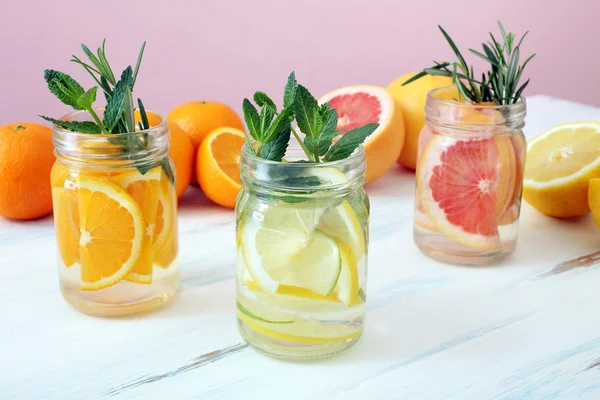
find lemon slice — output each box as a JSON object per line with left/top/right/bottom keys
{"left": 334, "top": 241, "right": 360, "bottom": 306}
{"left": 318, "top": 200, "right": 366, "bottom": 262}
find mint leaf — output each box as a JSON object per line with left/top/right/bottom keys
{"left": 293, "top": 85, "right": 319, "bottom": 139}
{"left": 324, "top": 123, "right": 379, "bottom": 162}
{"left": 40, "top": 116, "right": 102, "bottom": 134}
{"left": 103, "top": 66, "right": 133, "bottom": 131}
{"left": 319, "top": 102, "right": 330, "bottom": 120}
{"left": 263, "top": 108, "right": 293, "bottom": 144}
{"left": 77, "top": 87, "right": 98, "bottom": 111}
{"left": 304, "top": 135, "right": 332, "bottom": 157}
{"left": 283, "top": 71, "right": 297, "bottom": 108}
{"left": 320, "top": 109, "right": 338, "bottom": 138}
{"left": 44, "top": 70, "right": 85, "bottom": 109}
{"left": 258, "top": 103, "right": 276, "bottom": 139}
{"left": 261, "top": 123, "right": 290, "bottom": 161}
{"left": 242, "top": 98, "right": 261, "bottom": 141}
{"left": 253, "top": 91, "right": 276, "bottom": 111}
{"left": 243, "top": 132, "right": 256, "bottom": 155}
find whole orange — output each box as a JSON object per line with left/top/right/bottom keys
{"left": 387, "top": 73, "right": 453, "bottom": 169}
{"left": 168, "top": 101, "right": 244, "bottom": 182}
{"left": 0, "top": 122, "right": 55, "bottom": 220}
{"left": 134, "top": 111, "right": 194, "bottom": 198}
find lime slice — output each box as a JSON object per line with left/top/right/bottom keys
{"left": 318, "top": 200, "right": 366, "bottom": 262}
{"left": 281, "top": 230, "right": 341, "bottom": 296}
{"left": 236, "top": 300, "right": 294, "bottom": 324}
{"left": 240, "top": 202, "right": 325, "bottom": 294}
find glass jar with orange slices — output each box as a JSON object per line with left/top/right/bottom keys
{"left": 43, "top": 41, "right": 179, "bottom": 315}
{"left": 50, "top": 110, "right": 179, "bottom": 316}
{"left": 407, "top": 22, "right": 533, "bottom": 265}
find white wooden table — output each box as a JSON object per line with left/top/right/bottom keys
{"left": 1, "top": 96, "right": 600, "bottom": 400}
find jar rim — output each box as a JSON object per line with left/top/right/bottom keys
{"left": 241, "top": 141, "right": 366, "bottom": 168}
{"left": 427, "top": 86, "right": 527, "bottom": 111}
{"left": 52, "top": 108, "right": 168, "bottom": 138}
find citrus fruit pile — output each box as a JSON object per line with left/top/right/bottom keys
{"left": 168, "top": 100, "right": 246, "bottom": 207}
{"left": 236, "top": 168, "right": 366, "bottom": 344}
{"left": 415, "top": 107, "right": 523, "bottom": 251}
{"left": 523, "top": 121, "right": 600, "bottom": 219}
{"left": 51, "top": 164, "right": 178, "bottom": 290}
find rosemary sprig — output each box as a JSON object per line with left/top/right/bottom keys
{"left": 403, "top": 21, "right": 535, "bottom": 105}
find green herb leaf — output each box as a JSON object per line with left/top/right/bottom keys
{"left": 97, "top": 40, "right": 116, "bottom": 87}
{"left": 40, "top": 116, "right": 102, "bottom": 134}
{"left": 358, "top": 288, "right": 367, "bottom": 302}
{"left": 44, "top": 70, "right": 85, "bottom": 109}
{"left": 77, "top": 87, "right": 98, "bottom": 111}
{"left": 324, "top": 123, "right": 379, "bottom": 162}
{"left": 263, "top": 108, "right": 293, "bottom": 144}
{"left": 293, "top": 85, "right": 319, "bottom": 139}
{"left": 304, "top": 135, "right": 332, "bottom": 157}
{"left": 159, "top": 158, "right": 176, "bottom": 186}
{"left": 260, "top": 123, "right": 290, "bottom": 161}
{"left": 253, "top": 91, "right": 276, "bottom": 110}
{"left": 243, "top": 132, "right": 256, "bottom": 155}
{"left": 132, "top": 41, "right": 146, "bottom": 87}
{"left": 283, "top": 71, "right": 297, "bottom": 109}
{"left": 242, "top": 98, "right": 261, "bottom": 141}
{"left": 438, "top": 25, "right": 468, "bottom": 74}
{"left": 258, "top": 103, "right": 276, "bottom": 139}
{"left": 103, "top": 66, "right": 133, "bottom": 131}
{"left": 137, "top": 98, "right": 150, "bottom": 130}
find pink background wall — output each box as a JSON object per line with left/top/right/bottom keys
{"left": 1, "top": 0, "right": 598, "bottom": 124}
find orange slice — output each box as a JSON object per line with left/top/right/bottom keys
{"left": 154, "top": 173, "right": 178, "bottom": 268}
{"left": 114, "top": 167, "right": 162, "bottom": 283}
{"left": 197, "top": 127, "right": 246, "bottom": 208}
{"left": 417, "top": 134, "right": 515, "bottom": 250}
{"left": 52, "top": 187, "right": 80, "bottom": 267}
{"left": 77, "top": 176, "right": 144, "bottom": 291}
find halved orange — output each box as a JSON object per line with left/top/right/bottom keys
{"left": 197, "top": 127, "right": 246, "bottom": 208}
{"left": 77, "top": 176, "right": 144, "bottom": 291}
{"left": 52, "top": 187, "right": 80, "bottom": 267}
{"left": 114, "top": 167, "right": 162, "bottom": 283}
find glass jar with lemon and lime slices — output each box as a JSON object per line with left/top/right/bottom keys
{"left": 235, "top": 144, "right": 369, "bottom": 359}
{"left": 51, "top": 110, "right": 179, "bottom": 316}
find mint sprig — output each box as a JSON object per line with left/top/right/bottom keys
{"left": 41, "top": 40, "right": 173, "bottom": 182}
{"left": 242, "top": 71, "right": 378, "bottom": 164}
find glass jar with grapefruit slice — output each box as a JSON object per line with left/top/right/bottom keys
{"left": 51, "top": 110, "right": 179, "bottom": 316}
{"left": 413, "top": 87, "right": 526, "bottom": 265}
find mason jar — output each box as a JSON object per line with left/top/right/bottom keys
{"left": 414, "top": 86, "right": 527, "bottom": 265}
{"left": 235, "top": 144, "right": 369, "bottom": 359}
{"left": 50, "top": 110, "right": 179, "bottom": 316}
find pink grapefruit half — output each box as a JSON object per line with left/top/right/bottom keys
{"left": 416, "top": 134, "right": 516, "bottom": 250}
{"left": 318, "top": 85, "right": 405, "bottom": 183}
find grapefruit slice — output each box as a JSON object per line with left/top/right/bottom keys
{"left": 318, "top": 85, "right": 405, "bottom": 183}
{"left": 417, "top": 134, "right": 516, "bottom": 250}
